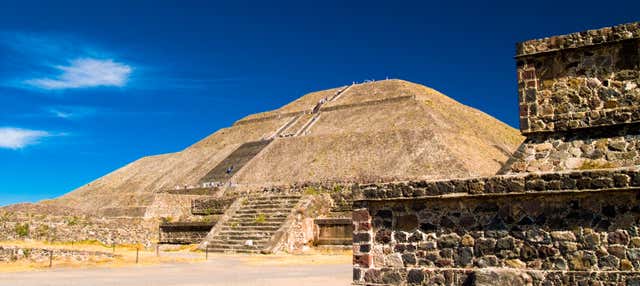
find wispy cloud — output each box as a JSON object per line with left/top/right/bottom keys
{"left": 24, "top": 58, "right": 132, "bottom": 90}
{"left": 46, "top": 106, "right": 96, "bottom": 119}
{"left": 1, "top": 33, "right": 133, "bottom": 91}
{"left": 0, "top": 127, "right": 50, "bottom": 149}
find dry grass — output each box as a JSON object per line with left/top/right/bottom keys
{"left": 0, "top": 240, "right": 202, "bottom": 272}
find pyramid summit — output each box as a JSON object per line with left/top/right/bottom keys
{"left": 47, "top": 79, "right": 522, "bottom": 217}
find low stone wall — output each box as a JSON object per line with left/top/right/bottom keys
{"left": 0, "top": 246, "right": 117, "bottom": 263}
{"left": 353, "top": 167, "right": 640, "bottom": 285}
{"left": 315, "top": 218, "right": 353, "bottom": 246}
{"left": 355, "top": 167, "right": 640, "bottom": 199}
{"left": 0, "top": 212, "right": 154, "bottom": 247}
{"left": 159, "top": 222, "right": 216, "bottom": 244}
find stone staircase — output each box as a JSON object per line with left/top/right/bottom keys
{"left": 204, "top": 194, "right": 302, "bottom": 253}
{"left": 280, "top": 113, "right": 313, "bottom": 137}
{"left": 199, "top": 140, "right": 273, "bottom": 184}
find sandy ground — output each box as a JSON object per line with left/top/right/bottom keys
{"left": 0, "top": 254, "right": 352, "bottom": 286}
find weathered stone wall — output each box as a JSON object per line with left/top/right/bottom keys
{"left": 353, "top": 170, "right": 640, "bottom": 285}
{"left": 355, "top": 167, "right": 639, "bottom": 199}
{"left": 315, "top": 218, "right": 353, "bottom": 246}
{"left": 145, "top": 193, "right": 216, "bottom": 220}
{"left": 158, "top": 222, "right": 216, "bottom": 244}
{"left": 0, "top": 212, "right": 154, "bottom": 247}
{"left": 0, "top": 246, "right": 117, "bottom": 263}
{"left": 501, "top": 124, "right": 640, "bottom": 173}
{"left": 517, "top": 22, "right": 640, "bottom": 134}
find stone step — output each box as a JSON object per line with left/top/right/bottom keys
{"left": 207, "top": 239, "right": 269, "bottom": 246}
{"left": 232, "top": 213, "right": 288, "bottom": 219}
{"left": 245, "top": 196, "right": 301, "bottom": 202}
{"left": 235, "top": 208, "right": 293, "bottom": 214}
{"left": 244, "top": 202, "right": 296, "bottom": 206}
{"left": 206, "top": 247, "right": 261, "bottom": 254}
{"left": 218, "top": 230, "right": 277, "bottom": 236}
{"left": 243, "top": 203, "right": 297, "bottom": 208}
{"left": 222, "top": 221, "right": 282, "bottom": 227}
{"left": 220, "top": 226, "right": 280, "bottom": 231}
{"left": 216, "top": 234, "right": 273, "bottom": 240}
{"left": 226, "top": 217, "right": 287, "bottom": 223}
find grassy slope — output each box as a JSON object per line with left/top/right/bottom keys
{"left": 234, "top": 80, "right": 523, "bottom": 184}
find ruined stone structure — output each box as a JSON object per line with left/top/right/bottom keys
{"left": 353, "top": 22, "right": 640, "bottom": 285}
{"left": 503, "top": 21, "right": 640, "bottom": 174}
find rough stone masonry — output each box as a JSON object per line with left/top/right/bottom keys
{"left": 353, "top": 22, "right": 640, "bottom": 285}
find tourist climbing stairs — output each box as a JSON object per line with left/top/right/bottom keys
{"left": 204, "top": 194, "right": 302, "bottom": 253}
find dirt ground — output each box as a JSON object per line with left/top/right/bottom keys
{"left": 0, "top": 253, "right": 352, "bottom": 286}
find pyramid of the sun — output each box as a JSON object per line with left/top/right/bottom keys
{"left": 51, "top": 79, "right": 523, "bottom": 216}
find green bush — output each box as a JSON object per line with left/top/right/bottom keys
{"left": 303, "top": 187, "right": 321, "bottom": 196}
{"left": 254, "top": 214, "right": 266, "bottom": 224}
{"left": 14, "top": 223, "right": 30, "bottom": 238}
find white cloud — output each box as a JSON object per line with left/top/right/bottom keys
{"left": 0, "top": 127, "right": 50, "bottom": 149}
{"left": 25, "top": 58, "right": 132, "bottom": 90}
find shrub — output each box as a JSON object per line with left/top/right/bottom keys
{"left": 14, "top": 223, "right": 30, "bottom": 238}
{"left": 303, "top": 187, "right": 321, "bottom": 196}
{"left": 254, "top": 214, "right": 266, "bottom": 224}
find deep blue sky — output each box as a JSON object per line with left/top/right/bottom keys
{"left": 0, "top": 0, "right": 637, "bottom": 205}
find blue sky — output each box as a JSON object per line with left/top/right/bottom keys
{"left": 0, "top": 0, "right": 638, "bottom": 205}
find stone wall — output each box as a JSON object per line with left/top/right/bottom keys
{"left": 517, "top": 22, "right": 640, "bottom": 134}
{"left": 315, "top": 218, "right": 353, "bottom": 246}
{"left": 353, "top": 170, "right": 640, "bottom": 285}
{"left": 0, "top": 212, "right": 154, "bottom": 247}
{"left": 0, "top": 246, "right": 117, "bottom": 263}
{"left": 158, "top": 222, "right": 216, "bottom": 244}
{"left": 501, "top": 124, "right": 640, "bottom": 173}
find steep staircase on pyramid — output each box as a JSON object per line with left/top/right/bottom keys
{"left": 328, "top": 84, "right": 352, "bottom": 102}
{"left": 279, "top": 113, "right": 313, "bottom": 137}
{"left": 203, "top": 194, "right": 302, "bottom": 253}
{"left": 199, "top": 140, "right": 272, "bottom": 184}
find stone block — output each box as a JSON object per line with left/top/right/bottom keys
{"left": 472, "top": 268, "right": 533, "bottom": 286}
